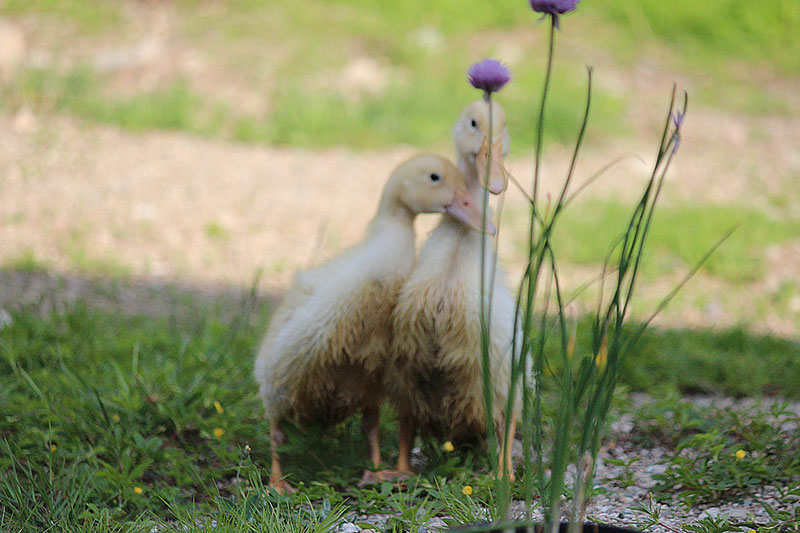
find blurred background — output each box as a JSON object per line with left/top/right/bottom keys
{"left": 1, "top": 0, "right": 798, "bottom": 342}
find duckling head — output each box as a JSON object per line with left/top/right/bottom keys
{"left": 388, "top": 153, "right": 495, "bottom": 235}
{"left": 453, "top": 99, "right": 510, "bottom": 195}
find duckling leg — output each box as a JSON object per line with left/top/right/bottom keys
{"left": 269, "top": 419, "right": 296, "bottom": 494}
{"left": 395, "top": 416, "right": 415, "bottom": 473}
{"left": 358, "top": 403, "right": 383, "bottom": 486}
{"left": 358, "top": 410, "right": 412, "bottom": 486}
{"left": 364, "top": 403, "right": 382, "bottom": 468}
{"left": 495, "top": 414, "right": 517, "bottom": 482}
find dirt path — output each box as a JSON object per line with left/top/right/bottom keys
{"left": 2, "top": 106, "right": 799, "bottom": 335}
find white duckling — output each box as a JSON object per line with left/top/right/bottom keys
{"left": 387, "top": 100, "right": 520, "bottom": 478}
{"left": 254, "top": 153, "right": 487, "bottom": 493}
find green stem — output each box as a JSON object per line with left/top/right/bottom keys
{"left": 479, "top": 91, "right": 500, "bottom": 514}
{"left": 522, "top": 14, "right": 557, "bottom": 527}
{"left": 532, "top": 14, "right": 556, "bottom": 209}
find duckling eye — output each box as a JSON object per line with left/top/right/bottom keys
{"left": 429, "top": 173, "right": 441, "bottom": 182}
{"left": 470, "top": 119, "right": 477, "bottom": 128}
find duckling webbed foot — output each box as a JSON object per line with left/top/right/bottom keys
{"left": 357, "top": 469, "right": 380, "bottom": 487}
{"left": 376, "top": 469, "right": 412, "bottom": 482}
{"left": 269, "top": 419, "right": 296, "bottom": 494}
{"left": 357, "top": 469, "right": 412, "bottom": 487}
{"left": 268, "top": 478, "right": 297, "bottom": 494}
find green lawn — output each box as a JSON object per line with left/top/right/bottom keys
{"left": 1, "top": 294, "right": 798, "bottom": 530}
{"left": 550, "top": 199, "right": 800, "bottom": 282}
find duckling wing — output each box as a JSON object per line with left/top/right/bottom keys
{"left": 254, "top": 242, "right": 408, "bottom": 424}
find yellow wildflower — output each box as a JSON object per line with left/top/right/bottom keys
{"left": 746, "top": 530, "right": 756, "bottom": 533}
{"left": 112, "top": 414, "right": 120, "bottom": 422}
{"left": 49, "top": 444, "right": 57, "bottom": 452}
{"left": 134, "top": 486, "right": 143, "bottom": 495}
{"left": 595, "top": 335, "right": 608, "bottom": 369}
{"left": 735, "top": 449, "right": 746, "bottom": 460}
{"left": 462, "top": 485, "right": 473, "bottom": 495}
{"left": 566, "top": 310, "right": 577, "bottom": 357}
{"left": 442, "top": 441, "right": 455, "bottom": 452}
{"left": 213, "top": 427, "right": 225, "bottom": 439}
{"left": 214, "top": 401, "right": 224, "bottom": 414}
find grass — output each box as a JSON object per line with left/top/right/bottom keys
{"left": 532, "top": 316, "right": 800, "bottom": 399}
{"left": 205, "top": 221, "right": 231, "bottom": 240}
{"left": 549, "top": 199, "right": 800, "bottom": 282}
{"left": 258, "top": 66, "right": 624, "bottom": 149}
{"left": 3, "top": 0, "right": 122, "bottom": 33}
{"left": 0, "top": 296, "right": 486, "bottom": 529}
{"left": 5, "top": 62, "right": 622, "bottom": 151}
{"left": 6, "top": 67, "right": 228, "bottom": 137}
{"left": 627, "top": 396, "right": 800, "bottom": 507}
{"left": 622, "top": 325, "right": 800, "bottom": 398}
{"left": 588, "top": 0, "right": 800, "bottom": 74}
{"left": 1, "top": 291, "right": 799, "bottom": 530}
{"left": 2, "top": 249, "right": 51, "bottom": 273}
{"left": 12, "top": 0, "right": 800, "bottom": 75}
{"left": 0, "top": 301, "right": 266, "bottom": 527}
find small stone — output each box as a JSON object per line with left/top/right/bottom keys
{"left": 426, "top": 518, "right": 446, "bottom": 530}
{"left": 724, "top": 508, "right": 751, "bottom": 520}
{"left": 0, "top": 309, "right": 12, "bottom": 330}
{"left": 339, "top": 523, "right": 360, "bottom": 533}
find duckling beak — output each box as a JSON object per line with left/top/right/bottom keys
{"left": 476, "top": 137, "right": 509, "bottom": 195}
{"left": 445, "top": 188, "right": 497, "bottom": 235}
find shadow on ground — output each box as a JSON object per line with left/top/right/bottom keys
{"left": 2, "top": 267, "right": 799, "bottom": 401}
{"left": 0, "top": 268, "right": 281, "bottom": 322}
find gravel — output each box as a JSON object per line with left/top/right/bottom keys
{"left": 330, "top": 396, "right": 800, "bottom": 533}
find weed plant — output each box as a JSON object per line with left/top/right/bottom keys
{"left": 469, "top": 2, "right": 722, "bottom": 531}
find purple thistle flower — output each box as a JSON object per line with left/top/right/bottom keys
{"left": 529, "top": 0, "right": 579, "bottom": 28}
{"left": 529, "top": 0, "right": 579, "bottom": 15}
{"left": 467, "top": 58, "right": 511, "bottom": 94}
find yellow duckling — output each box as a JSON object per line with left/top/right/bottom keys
{"left": 387, "top": 100, "right": 520, "bottom": 479}
{"left": 254, "top": 154, "right": 487, "bottom": 493}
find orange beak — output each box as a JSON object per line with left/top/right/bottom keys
{"left": 445, "top": 188, "right": 496, "bottom": 235}
{"left": 476, "top": 137, "right": 509, "bottom": 195}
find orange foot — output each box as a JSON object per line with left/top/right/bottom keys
{"left": 357, "top": 469, "right": 412, "bottom": 487}
{"left": 491, "top": 469, "right": 516, "bottom": 482}
{"left": 268, "top": 479, "right": 297, "bottom": 494}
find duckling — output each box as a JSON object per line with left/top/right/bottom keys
{"left": 453, "top": 99, "right": 511, "bottom": 194}
{"left": 254, "top": 153, "right": 487, "bottom": 493}
{"left": 387, "top": 100, "right": 520, "bottom": 478}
